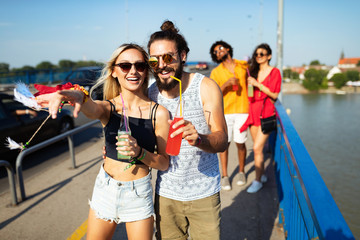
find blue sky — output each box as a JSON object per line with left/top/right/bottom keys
{"left": 0, "top": 0, "right": 359, "bottom": 69}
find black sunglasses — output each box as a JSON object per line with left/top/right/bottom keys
{"left": 114, "top": 62, "right": 147, "bottom": 73}
{"left": 148, "top": 53, "right": 176, "bottom": 69}
{"left": 213, "top": 46, "right": 225, "bottom": 55}
{"left": 255, "top": 52, "right": 267, "bottom": 57}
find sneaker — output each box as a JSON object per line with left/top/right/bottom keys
{"left": 221, "top": 176, "right": 231, "bottom": 191}
{"left": 261, "top": 175, "right": 268, "bottom": 183}
{"left": 247, "top": 180, "right": 263, "bottom": 193}
{"left": 234, "top": 172, "right": 247, "bottom": 186}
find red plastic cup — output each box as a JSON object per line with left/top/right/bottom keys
{"left": 166, "top": 116, "right": 184, "bottom": 156}
{"left": 232, "top": 85, "right": 238, "bottom": 91}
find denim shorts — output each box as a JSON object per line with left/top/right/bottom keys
{"left": 89, "top": 164, "right": 154, "bottom": 224}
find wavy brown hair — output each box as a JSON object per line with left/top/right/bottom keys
{"left": 248, "top": 43, "right": 272, "bottom": 79}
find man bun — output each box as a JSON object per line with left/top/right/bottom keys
{"left": 148, "top": 19, "right": 189, "bottom": 56}
{"left": 160, "top": 20, "right": 179, "bottom": 33}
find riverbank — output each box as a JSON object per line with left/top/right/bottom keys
{"left": 282, "top": 82, "right": 359, "bottom": 94}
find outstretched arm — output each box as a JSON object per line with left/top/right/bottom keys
{"left": 35, "top": 90, "right": 109, "bottom": 124}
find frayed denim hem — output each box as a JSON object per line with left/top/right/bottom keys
{"left": 88, "top": 199, "right": 154, "bottom": 224}
{"left": 88, "top": 199, "right": 122, "bottom": 224}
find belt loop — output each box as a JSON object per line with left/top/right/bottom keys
{"left": 106, "top": 176, "right": 110, "bottom": 185}
{"left": 131, "top": 180, "right": 134, "bottom": 191}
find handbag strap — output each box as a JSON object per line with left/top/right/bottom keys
{"left": 260, "top": 71, "right": 275, "bottom": 118}
{"left": 260, "top": 97, "right": 268, "bottom": 118}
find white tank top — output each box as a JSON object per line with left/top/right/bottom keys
{"left": 148, "top": 73, "right": 221, "bottom": 201}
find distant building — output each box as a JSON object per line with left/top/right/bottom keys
{"left": 327, "top": 66, "right": 342, "bottom": 80}
{"left": 326, "top": 56, "right": 360, "bottom": 80}
{"left": 290, "top": 66, "right": 306, "bottom": 80}
{"left": 338, "top": 57, "right": 360, "bottom": 68}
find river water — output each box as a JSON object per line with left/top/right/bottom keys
{"left": 282, "top": 93, "right": 360, "bottom": 238}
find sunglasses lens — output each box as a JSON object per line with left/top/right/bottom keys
{"left": 149, "top": 57, "right": 159, "bottom": 68}
{"left": 119, "top": 63, "right": 132, "bottom": 72}
{"left": 162, "top": 54, "right": 173, "bottom": 64}
{"left": 135, "top": 62, "right": 147, "bottom": 72}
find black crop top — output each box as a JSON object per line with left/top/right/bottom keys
{"left": 104, "top": 100, "right": 158, "bottom": 163}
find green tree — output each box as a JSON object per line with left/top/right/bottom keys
{"left": 303, "top": 68, "right": 328, "bottom": 91}
{"left": 357, "top": 60, "right": 360, "bottom": 67}
{"left": 283, "top": 69, "right": 300, "bottom": 81}
{"left": 58, "top": 60, "right": 76, "bottom": 69}
{"left": 36, "top": 61, "right": 56, "bottom": 70}
{"left": 331, "top": 73, "right": 348, "bottom": 89}
{"left": 291, "top": 71, "right": 299, "bottom": 80}
{"left": 320, "top": 77, "right": 328, "bottom": 89}
{"left": 346, "top": 70, "right": 359, "bottom": 81}
{"left": 310, "top": 60, "right": 321, "bottom": 66}
{"left": 283, "top": 69, "right": 292, "bottom": 79}
{"left": 74, "top": 60, "right": 102, "bottom": 68}
{"left": 21, "top": 65, "right": 35, "bottom": 71}
{"left": 0, "top": 63, "right": 10, "bottom": 73}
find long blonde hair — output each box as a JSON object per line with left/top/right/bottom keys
{"left": 90, "top": 43, "right": 149, "bottom": 100}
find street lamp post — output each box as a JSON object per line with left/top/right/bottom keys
{"left": 276, "top": 0, "right": 284, "bottom": 102}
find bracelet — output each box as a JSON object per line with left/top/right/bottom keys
{"left": 25, "top": 109, "right": 29, "bottom": 114}
{"left": 195, "top": 135, "right": 202, "bottom": 146}
{"left": 134, "top": 147, "right": 143, "bottom": 159}
{"left": 130, "top": 148, "right": 146, "bottom": 162}
{"left": 260, "top": 84, "right": 263, "bottom": 91}
{"left": 137, "top": 149, "right": 146, "bottom": 161}
{"left": 124, "top": 149, "right": 146, "bottom": 171}
{"left": 70, "top": 84, "right": 89, "bottom": 103}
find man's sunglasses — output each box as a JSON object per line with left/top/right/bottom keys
{"left": 213, "top": 46, "right": 225, "bottom": 55}
{"left": 148, "top": 53, "right": 176, "bottom": 69}
{"left": 114, "top": 62, "right": 147, "bottom": 73}
{"left": 255, "top": 53, "right": 267, "bottom": 57}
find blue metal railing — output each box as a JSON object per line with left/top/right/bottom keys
{"left": 272, "top": 100, "right": 355, "bottom": 239}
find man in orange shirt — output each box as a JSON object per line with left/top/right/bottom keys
{"left": 210, "top": 40, "right": 249, "bottom": 190}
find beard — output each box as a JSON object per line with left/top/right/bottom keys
{"left": 154, "top": 62, "right": 183, "bottom": 91}
{"left": 220, "top": 53, "right": 229, "bottom": 62}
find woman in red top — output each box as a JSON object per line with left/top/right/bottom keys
{"left": 240, "top": 43, "right": 281, "bottom": 193}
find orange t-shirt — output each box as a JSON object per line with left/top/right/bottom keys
{"left": 210, "top": 59, "right": 249, "bottom": 114}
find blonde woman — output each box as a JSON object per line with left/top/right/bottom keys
{"left": 36, "top": 43, "right": 170, "bottom": 240}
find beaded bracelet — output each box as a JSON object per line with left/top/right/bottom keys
{"left": 70, "top": 84, "right": 89, "bottom": 103}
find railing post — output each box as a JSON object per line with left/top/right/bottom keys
{"left": 16, "top": 152, "right": 26, "bottom": 202}
{"left": 13, "top": 120, "right": 100, "bottom": 203}
{"left": 0, "top": 160, "right": 18, "bottom": 206}
{"left": 68, "top": 135, "right": 76, "bottom": 169}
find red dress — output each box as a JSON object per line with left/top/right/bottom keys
{"left": 240, "top": 68, "right": 282, "bottom": 132}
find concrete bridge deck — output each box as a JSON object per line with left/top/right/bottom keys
{"left": 0, "top": 126, "right": 284, "bottom": 240}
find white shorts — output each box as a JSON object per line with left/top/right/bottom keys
{"left": 225, "top": 113, "right": 248, "bottom": 144}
